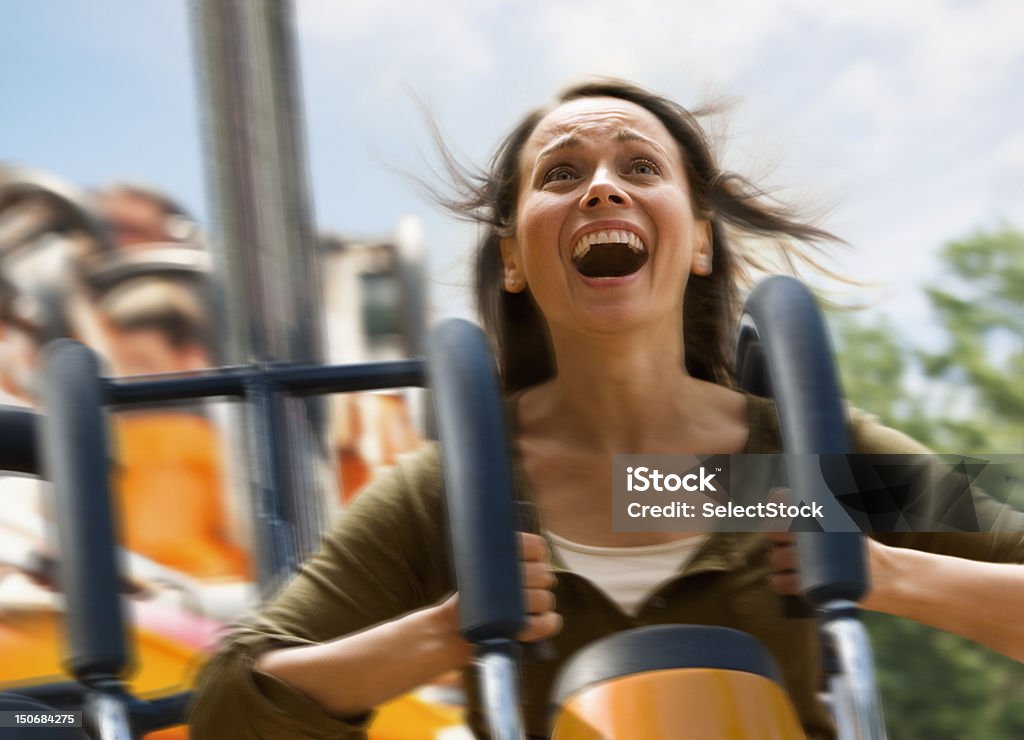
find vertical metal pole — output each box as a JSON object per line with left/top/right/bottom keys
{"left": 394, "top": 215, "right": 434, "bottom": 437}
{"left": 191, "top": 0, "right": 331, "bottom": 597}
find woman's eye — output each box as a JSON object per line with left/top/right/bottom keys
{"left": 631, "top": 159, "right": 660, "bottom": 176}
{"left": 542, "top": 166, "right": 577, "bottom": 184}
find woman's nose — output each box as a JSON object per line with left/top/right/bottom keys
{"left": 579, "top": 168, "right": 630, "bottom": 209}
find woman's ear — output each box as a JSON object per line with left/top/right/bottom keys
{"left": 691, "top": 221, "right": 714, "bottom": 276}
{"left": 500, "top": 237, "right": 526, "bottom": 293}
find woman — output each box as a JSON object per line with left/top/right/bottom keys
{"left": 190, "top": 79, "right": 1024, "bottom": 739}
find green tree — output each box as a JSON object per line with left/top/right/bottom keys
{"left": 828, "top": 312, "right": 935, "bottom": 446}
{"left": 830, "top": 226, "right": 1024, "bottom": 739}
{"left": 919, "top": 227, "right": 1024, "bottom": 454}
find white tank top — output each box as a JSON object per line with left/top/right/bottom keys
{"left": 546, "top": 531, "right": 709, "bottom": 616}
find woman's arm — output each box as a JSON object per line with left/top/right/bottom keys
{"left": 254, "top": 596, "right": 471, "bottom": 718}
{"left": 251, "top": 532, "right": 561, "bottom": 719}
{"left": 191, "top": 446, "right": 559, "bottom": 737}
{"left": 863, "top": 539, "right": 1024, "bottom": 661}
{"left": 767, "top": 534, "right": 1024, "bottom": 661}
{"left": 763, "top": 407, "right": 1024, "bottom": 661}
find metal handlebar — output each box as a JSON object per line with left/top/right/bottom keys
{"left": 39, "top": 341, "right": 128, "bottom": 682}
{"left": 821, "top": 601, "right": 888, "bottom": 740}
{"left": 38, "top": 341, "right": 132, "bottom": 738}
{"left": 735, "top": 276, "right": 886, "bottom": 740}
{"left": 428, "top": 318, "right": 526, "bottom": 740}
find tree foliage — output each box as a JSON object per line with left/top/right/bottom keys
{"left": 919, "top": 227, "right": 1024, "bottom": 454}
{"left": 830, "top": 226, "right": 1024, "bottom": 739}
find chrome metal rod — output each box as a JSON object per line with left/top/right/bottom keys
{"left": 87, "top": 693, "right": 132, "bottom": 740}
{"left": 478, "top": 643, "right": 526, "bottom": 740}
{"left": 821, "top": 602, "right": 887, "bottom": 740}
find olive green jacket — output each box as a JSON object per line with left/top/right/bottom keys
{"left": 189, "top": 397, "right": 1024, "bottom": 738}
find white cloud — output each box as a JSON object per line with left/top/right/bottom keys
{"left": 297, "top": 0, "right": 497, "bottom": 85}
{"left": 998, "top": 131, "right": 1024, "bottom": 168}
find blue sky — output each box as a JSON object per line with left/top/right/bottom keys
{"left": 3, "top": 0, "right": 1023, "bottom": 332}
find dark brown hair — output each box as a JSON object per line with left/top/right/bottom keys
{"left": 433, "top": 78, "right": 839, "bottom": 393}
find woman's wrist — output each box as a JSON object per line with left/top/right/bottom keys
{"left": 861, "top": 539, "right": 906, "bottom": 614}
{"left": 253, "top": 600, "right": 473, "bottom": 719}
{"left": 422, "top": 596, "right": 474, "bottom": 669}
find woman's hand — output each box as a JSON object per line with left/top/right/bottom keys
{"left": 765, "top": 531, "right": 890, "bottom": 607}
{"left": 765, "top": 532, "right": 1024, "bottom": 660}
{"left": 434, "top": 532, "right": 562, "bottom": 644}
{"left": 763, "top": 485, "right": 889, "bottom": 607}
{"left": 516, "top": 532, "right": 563, "bottom": 642}
{"left": 764, "top": 530, "right": 802, "bottom": 597}
{"left": 254, "top": 530, "right": 565, "bottom": 719}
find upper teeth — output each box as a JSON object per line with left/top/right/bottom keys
{"left": 573, "top": 230, "right": 646, "bottom": 260}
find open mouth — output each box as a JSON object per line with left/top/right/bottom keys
{"left": 571, "top": 229, "right": 648, "bottom": 279}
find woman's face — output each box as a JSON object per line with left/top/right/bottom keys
{"left": 502, "top": 96, "right": 711, "bottom": 340}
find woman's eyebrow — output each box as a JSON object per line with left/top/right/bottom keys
{"left": 615, "top": 128, "right": 669, "bottom": 157}
{"left": 536, "top": 133, "right": 581, "bottom": 162}
{"left": 536, "top": 128, "right": 668, "bottom": 163}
